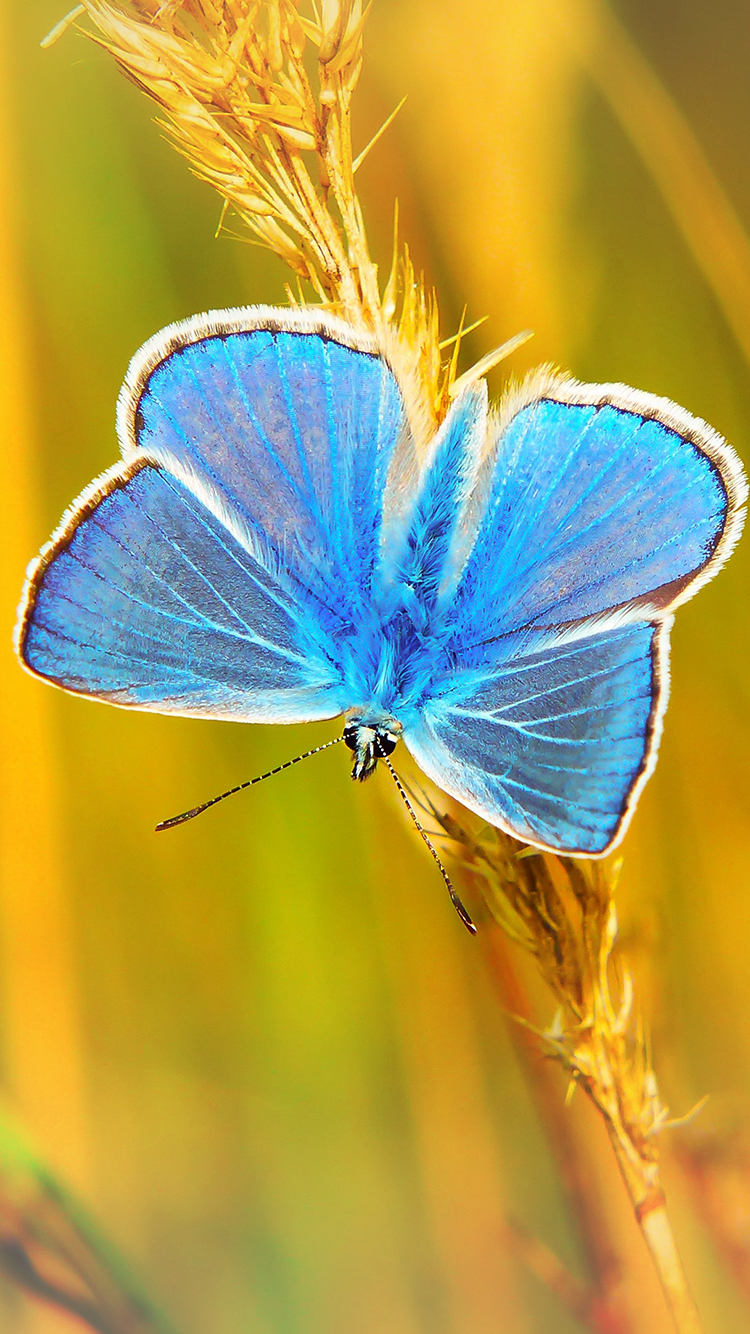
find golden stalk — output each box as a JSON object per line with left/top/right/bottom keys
{"left": 47, "top": 2, "right": 709, "bottom": 1330}
{"left": 434, "top": 801, "right": 703, "bottom": 1332}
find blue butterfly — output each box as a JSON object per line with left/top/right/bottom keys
{"left": 15, "top": 307, "right": 747, "bottom": 909}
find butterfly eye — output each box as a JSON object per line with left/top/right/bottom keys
{"left": 377, "top": 732, "right": 398, "bottom": 757}
{"left": 342, "top": 725, "right": 359, "bottom": 752}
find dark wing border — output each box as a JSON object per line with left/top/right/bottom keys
{"left": 15, "top": 455, "right": 148, "bottom": 694}
{"left": 488, "top": 370, "right": 748, "bottom": 616}
{"left": 115, "top": 303, "right": 428, "bottom": 462}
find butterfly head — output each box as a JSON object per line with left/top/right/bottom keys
{"left": 343, "top": 712, "right": 403, "bottom": 782}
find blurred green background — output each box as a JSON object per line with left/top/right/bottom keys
{"left": 1, "top": 2, "right": 750, "bottom": 1331}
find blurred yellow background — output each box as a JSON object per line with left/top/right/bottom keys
{"left": 1, "top": 2, "right": 749, "bottom": 1331}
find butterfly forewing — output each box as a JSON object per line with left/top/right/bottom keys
{"left": 123, "top": 312, "right": 407, "bottom": 621}
{"left": 448, "top": 384, "right": 744, "bottom": 656}
{"left": 17, "top": 311, "right": 417, "bottom": 724}
{"left": 18, "top": 458, "right": 344, "bottom": 722}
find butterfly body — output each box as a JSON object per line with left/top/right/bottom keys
{"left": 15, "top": 306, "right": 747, "bottom": 862}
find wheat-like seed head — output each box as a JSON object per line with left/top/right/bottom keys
{"left": 74, "top": 0, "right": 454, "bottom": 432}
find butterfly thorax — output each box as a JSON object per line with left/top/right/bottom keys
{"left": 335, "top": 599, "right": 454, "bottom": 728}
{"left": 343, "top": 713, "right": 402, "bottom": 781}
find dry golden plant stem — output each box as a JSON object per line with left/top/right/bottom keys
{"left": 437, "top": 805, "right": 703, "bottom": 1333}
{"left": 54, "top": 2, "right": 706, "bottom": 1330}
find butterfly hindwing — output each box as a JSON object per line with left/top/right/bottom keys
{"left": 405, "top": 619, "right": 664, "bottom": 855}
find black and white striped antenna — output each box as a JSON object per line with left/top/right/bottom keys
{"left": 375, "top": 740, "right": 476, "bottom": 935}
{"left": 155, "top": 736, "right": 344, "bottom": 831}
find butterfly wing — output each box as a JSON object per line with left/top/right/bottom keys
{"left": 17, "top": 459, "right": 345, "bottom": 721}
{"left": 448, "top": 376, "right": 745, "bottom": 645}
{"left": 405, "top": 619, "right": 665, "bottom": 854}
{"left": 17, "top": 309, "right": 410, "bottom": 721}
{"left": 120, "top": 307, "right": 409, "bottom": 625}
{"left": 403, "top": 377, "right": 746, "bottom": 853}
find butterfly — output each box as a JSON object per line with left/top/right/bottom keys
{"left": 15, "top": 306, "right": 747, "bottom": 919}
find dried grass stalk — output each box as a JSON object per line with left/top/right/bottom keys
{"left": 434, "top": 802, "right": 703, "bottom": 1332}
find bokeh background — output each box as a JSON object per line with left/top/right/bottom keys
{"left": 1, "top": 1, "right": 750, "bottom": 1330}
